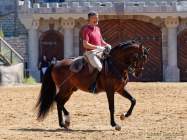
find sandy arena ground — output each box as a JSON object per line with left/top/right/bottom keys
{"left": 0, "top": 83, "right": 186, "bottom": 140}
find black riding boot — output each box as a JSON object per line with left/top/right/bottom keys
{"left": 88, "top": 70, "right": 100, "bottom": 94}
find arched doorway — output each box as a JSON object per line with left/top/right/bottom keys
{"left": 99, "top": 19, "right": 162, "bottom": 81}
{"left": 39, "top": 30, "right": 64, "bottom": 61}
{"left": 178, "top": 29, "right": 187, "bottom": 81}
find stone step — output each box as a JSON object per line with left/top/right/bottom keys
{"left": 4, "top": 36, "right": 27, "bottom": 60}
{"left": 0, "top": 13, "right": 27, "bottom": 37}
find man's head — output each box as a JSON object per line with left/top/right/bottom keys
{"left": 88, "top": 11, "right": 99, "bottom": 26}
{"left": 43, "top": 55, "right": 47, "bottom": 61}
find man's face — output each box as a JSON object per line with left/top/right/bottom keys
{"left": 89, "top": 15, "right": 99, "bottom": 25}
{"left": 43, "top": 56, "right": 47, "bottom": 61}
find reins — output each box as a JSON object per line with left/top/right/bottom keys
{"left": 59, "top": 73, "right": 75, "bottom": 88}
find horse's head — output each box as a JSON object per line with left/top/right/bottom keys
{"left": 110, "top": 40, "right": 150, "bottom": 78}
{"left": 129, "top": 43, "right": 150, "bottom": 77}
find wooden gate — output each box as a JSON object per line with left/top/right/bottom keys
{"left": 39, "top": 30, "right": 64, "bottom": 61}
{"left": 99, "top": 19, "right": 163, "bottom": 81}
{"left": 178, "top": 29, "right": 187, "bottom": 81}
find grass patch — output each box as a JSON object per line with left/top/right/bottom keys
{"left": 23, "top": 76, "right": 37, "bottom": 84}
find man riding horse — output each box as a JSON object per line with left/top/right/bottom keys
{"left": 82, "top": 11, "right": 112, "bottom": 93}
{"left": 35, "top": 11, "right": 150, "bottom": 131}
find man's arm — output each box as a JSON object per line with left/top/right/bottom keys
{"left": 82, "top": 27, "right": 97, "bottom": 50}
{"left": 101, "top": 39, "right": 112, "bottom": 50}
{"left": 83, "top": 40, "right": 97, "bottom": 50}
{"left": 99, "top": 27, "right": 111, "bottom": 47}
{"left": 100, "top": 33, "right": 111, "bottom": 48}
{"left": 83, "top": 40, "right": 105, "bottom": 51}
{"left": 101, "top": 39, "right": 109, "bottom": 46}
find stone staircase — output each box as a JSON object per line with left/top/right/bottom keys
{"left": 0, "top": 13, "right": 27, "bottom": 37}
{"left": 0, "top": 37, "right": 23, "bottom": 65}
{"left": 0, "top": 53, "right": 10, "bottom": 66}
{"left": 0, "top": 37, "right": 24, "bottom": 84}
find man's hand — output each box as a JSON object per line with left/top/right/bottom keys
{"left": 96, "top": 46, "right": 105, "bottom": 51}
{"left": 105, "top": 44, "right": 112, "bottom": 52}
{"left": 103, "top": 44, "right": 112, "bottom": 55}
{"left": 105, "top": 44, "right": 112, "bottom": 50}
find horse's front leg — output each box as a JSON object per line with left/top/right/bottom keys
{"left": 106, "top": 91, "right": 121, "bottom": 131}
{"left": 119, "top": 89, "right": 136, "bottom": 120}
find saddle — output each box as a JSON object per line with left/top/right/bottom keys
{"left": 69, "top": 54, "right": 123, "bottom": 81}
{"left": 69, "top": 56, "right": 85, "bottom": 73}
{"left": 69, "top": 56, "right": 95, "bottom": 73}
{"left": 69, "top": 47, "right": 111, "bottom": 74}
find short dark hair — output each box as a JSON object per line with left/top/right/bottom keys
{"left": 88, "top": 11, "right": 98, "bottom": 19}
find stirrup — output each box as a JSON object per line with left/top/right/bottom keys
{"left": 88, "top": 82, "right": 97, "bottom": 94}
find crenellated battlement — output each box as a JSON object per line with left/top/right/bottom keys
{"left": 18, "top": 0, "right": 187, "bottom": 14}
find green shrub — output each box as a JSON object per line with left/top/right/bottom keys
{"left": 23, "top": 76, "right": 37, "bottom": 84}
{"left": 0, "top": 25, "right": 4, "bottom": 38}
{"left": 0, "top": 29, "right": 4, "bottom": 38}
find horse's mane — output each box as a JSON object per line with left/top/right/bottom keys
{"left": 111, "top": 40, "right": 139, "bottom": 52}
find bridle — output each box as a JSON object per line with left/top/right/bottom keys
{"left": 128, "top": 47, "right": 148, "bottom": 74}
{"left": 102, "top": 42, "right": 149, "bottom": 76}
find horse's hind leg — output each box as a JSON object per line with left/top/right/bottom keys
{"left": 55, "top": 93, "right": 65, "bottom": 128}
{"left": 62, "top": 106, "right": 70, "bottom": 128}
{"left": 55, "top": 89, "right": 73, "bottom": 129}
{"left": 119, "top": 89, "right": 136, "bottom": 120}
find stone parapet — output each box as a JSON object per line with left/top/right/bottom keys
{"left": 18, "top": 0, "right": 187, "bottom": 14}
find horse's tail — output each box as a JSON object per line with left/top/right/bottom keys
{"left": 35, "top": 64, "right": 56, "bottom": 121}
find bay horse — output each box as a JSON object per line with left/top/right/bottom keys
{"left": 35, "top": 40, "right": 149, "bottom": 131}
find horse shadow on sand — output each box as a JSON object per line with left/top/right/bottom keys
{"left": 9, "top": 127, "right": 112, "bottom": 133}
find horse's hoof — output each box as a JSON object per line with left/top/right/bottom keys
{"left": 125, "top": 112, "right": 131, "bottom": 117}
{"left": 64, "top": 121, "right": 70, "bottom": 128}
{"left": 64, "top": 115, "right": 70, "bottom": 128}
{"left": 115, "top": 124, "right": 121, "bottom": 131}
{"left": 64, "top": 127, "right": 70, "bottom": 131}
{"left": 59, "top": 123, "right": 65, "bottom": 128}
{"left": 120, "top": 113, "right": 126, "bottom": 120}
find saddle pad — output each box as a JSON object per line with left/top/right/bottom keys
{"left": 69, "top": 56, "right": 85, "bottom": 73}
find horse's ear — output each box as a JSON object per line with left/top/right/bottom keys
{"left": 144, "top": 47, "right": 150, "bottom": 55}
{"left": 146, "top": 47, "right": 151, "bottom": 52}
{"left": 145, "top": 47, "right": 151, "bottom": 53}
